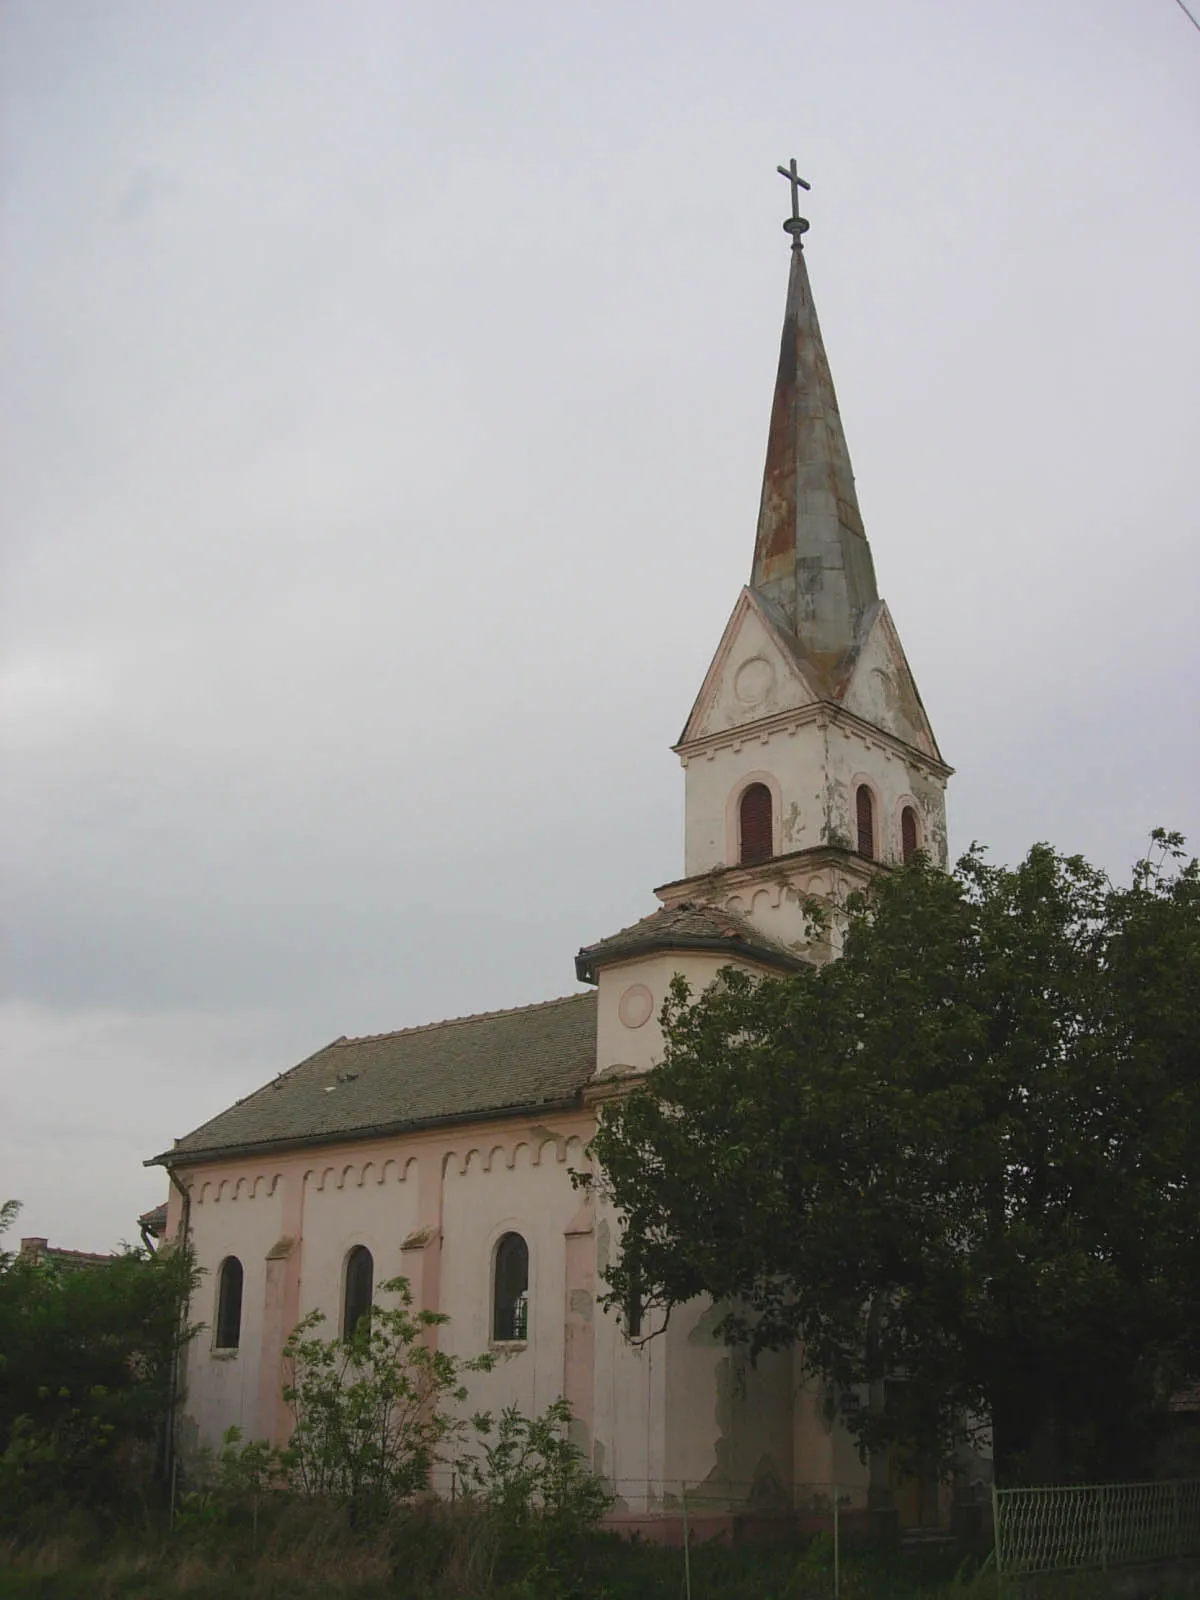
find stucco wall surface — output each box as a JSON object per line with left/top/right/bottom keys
{"left": 438, "top": 1128, "right": 589, "bottom": 1431}
{"left": 594, "top": 949, "right": 766, "bottom": 1077}
{"left": 688, "top": 596, "right": 815, "bottom": 743}
{"left": 178, "top": 1168, "right": 284, "bottom": 1449}
{"left": 296, "top": 1156, "right": 420, "bottom": 1326}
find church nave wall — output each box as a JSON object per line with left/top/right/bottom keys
{"left": 177, "top": 1163, "right": 286, "bottom": 1456}
{"left": 296, "top": 1153, "right": 420, "bottom": 1326}
{"left": 438, "top": 1123, "right": 592, "bottom": 1450}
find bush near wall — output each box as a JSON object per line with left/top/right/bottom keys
{"left": 0, "top": 1200, "right": 197, "bottom": 1524}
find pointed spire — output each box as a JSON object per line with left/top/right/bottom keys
{"left": 751, "top": 206, "right": 878, "bottom": 685}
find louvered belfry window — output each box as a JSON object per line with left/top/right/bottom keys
{"left": 739, "top": 783, "right": 773, "bottom": 865}
{"left": 855, "top": 785, "right": 875, "bottom": 859}
{"left": 901, "top": 805, "right": 919, "bottom": 862}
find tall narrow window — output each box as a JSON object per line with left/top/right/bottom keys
{"left": 215, "top": 1256, "right": 243, "bottom": 1349}
{"left": 343, "top": 1245, "right": 374, "bottom": 1339}
{"left": 493, "top": 1232, "right": 529, "bottom": 1342}
{"left": 901, "top": 806, "right": 919, "bottom": 863}
{"left": 739, "top": 783, "right": 773, "bottom": 865}
{"left": 855, "top": 785, "right": 875, "bottom": 859}
{"left": 625, "top": 1262, "right": 644, "bottom": 1341}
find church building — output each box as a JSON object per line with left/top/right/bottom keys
{"left": 149, "top": 176, "right": 954, "bottom": 1532}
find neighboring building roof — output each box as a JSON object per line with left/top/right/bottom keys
{"left": 575, "top": 900, "right": 806, "bottom": 984}
{"left": 151, "top": 992, "right": 598, "bottom": 1167}
{"left": 19, "top": 1238, "right": 114, "bottom": 1268}
{"left": 139, "top": 1203, "right": 168, "bottom": 1240}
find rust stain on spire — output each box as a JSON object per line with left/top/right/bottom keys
{"left": 750, "top": 243, "right": 878, "bottom": 691}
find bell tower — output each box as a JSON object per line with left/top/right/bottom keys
{"left": 659, "top": 166, "right": 951, "bottom": 957}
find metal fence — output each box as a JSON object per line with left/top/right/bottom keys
{"left": 429, "top": 1467, "right": 867, "bottom": 1519}
{"left": 994, "top": 1478, "right": 1200, "bottom": 1581}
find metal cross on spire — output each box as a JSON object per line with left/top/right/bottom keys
{"left": 776, "top": 158, "right": 811, "bottom": 247}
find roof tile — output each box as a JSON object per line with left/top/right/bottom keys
{"left": 575, "top": 900, "right": 803, "bottom": 981}
{"left": 155, "top": 992, "right": 597, "bottom": 1165}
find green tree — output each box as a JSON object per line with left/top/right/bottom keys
{"left": 0, "top": 1201, "right": 198, "bottom": 1518}
{"left": 588, "top": 833, "right": 1200, "bottom": 1483}
{"left": 280, "top": 1275, "right": 488, "bottom": 1520}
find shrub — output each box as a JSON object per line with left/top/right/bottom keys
{"left": 0, "top": 1199, "right": 197, "bottom": 1524}
{"left": 456, "top": 1399, "right": 613, "bottom": 1590}
{"left": 279, "top": 1275, "right": 489, "bottom": 1521}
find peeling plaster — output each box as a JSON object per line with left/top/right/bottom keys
{"left": 569, "top": 1288, "right": 594, "bottom": 1321}
{"left": 595, "top": 1219, "right": 611, "bottom": 1278}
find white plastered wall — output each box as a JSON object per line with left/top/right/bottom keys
{"left": 594, "top": 948, "right": 768, "bottom": 1078}
{"left": 297, "top": 1157, "right": 420, "bottom": 1326}
{"left": 679, "top": 585, "right": 948, "bottom": 890}
{"left": 682, "top": 720, "right": 831, "bottom": 878}
{"left": 682, "top": 717, "right": 945, "bottom": 882}
{"left": 438, "top": 1134, "right": 586, "bottom": 1432}
{"left": 686, "top": 594, "right": 814, "bottom": 743}
{"left": 822, "top": 722, "right": 948, "bottom": 870}
{"left": 180, "top": 1169, "right": 285, "bottom": 1451}
{"left": 838, "top": 603, "right": 940, "bottom": 763}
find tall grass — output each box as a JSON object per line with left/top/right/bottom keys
{"left": 7, "top": 1504, "right": 1185, "bottom": 1599}
{"left": 0, "top": 1501, "right": 994, "bottom": 1600}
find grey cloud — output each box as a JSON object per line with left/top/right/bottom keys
{"left": 2, "top": 0, "right": 1197, "bottom": 1250}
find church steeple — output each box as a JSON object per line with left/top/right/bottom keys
{"left": 670, "top": 167, "right": 950, "bottom": 920}
{"left": 750, "top": 180, "right": 878, "bottom": 687}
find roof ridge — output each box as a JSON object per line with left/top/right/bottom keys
{"left": 335, "top": 991, "right": 593, "bottom": 1048}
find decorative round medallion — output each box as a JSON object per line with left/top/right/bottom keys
{"left": 734, "top": 656, "right": 774, "bottom": 707}
{"left": 618, "top": 983, "right": 654, "bottom": 1030}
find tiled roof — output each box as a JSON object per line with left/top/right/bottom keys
{"left": 19, "top": 1239, "right": 114, "bottom": 1268}
{"left": 139, "top": 1203, "right": 169, "bottom": 1239}
{"left": 575, "top": 900, "right": 805, "bottom": 983}
{"left": 152, "top": 992, "right": 597, "bottom": 1166}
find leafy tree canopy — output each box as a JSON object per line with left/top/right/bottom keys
{"left": 0, "top": 1201, "right": 197, "bottom": 1517}
{"left": 589, "top": 833, "right": 1200, "bottom": 1483}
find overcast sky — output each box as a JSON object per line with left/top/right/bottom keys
{"left": 2, "top": 0, "right": 1197, "bottom": 1252}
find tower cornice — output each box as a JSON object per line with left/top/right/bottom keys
{"left": 672, "top": 699, "right": 954, "bottom": 781}
{"left": 653, "top": 843, "right": 883, "bottom": 916}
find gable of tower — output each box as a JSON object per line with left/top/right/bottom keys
{"left": 838, "top": 602, "right": 943, "bottom": 763}
{"left": 678, "top": 587, "right": 816, "bottom": 746}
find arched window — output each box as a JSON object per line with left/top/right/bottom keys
{"left": 343, "top": 1245, "right": 374, "bottom": 1340}
{"left": 215, "top": 1256, "right": 243, "bottom": 1349}
{"left": 493, "top": 1232, "right": 529, "bottom": 1342}
{"left": 855, "top": 785, "right": 875, "bottom": 859}
{"left": 738, "top": 783, "right": 773, "bottom": 865}
{"left": 625, "top": 1263, "right": 643, "bottom": 1341}
{"left": 901, "top": 805, "right": 920, "bottom": 863}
